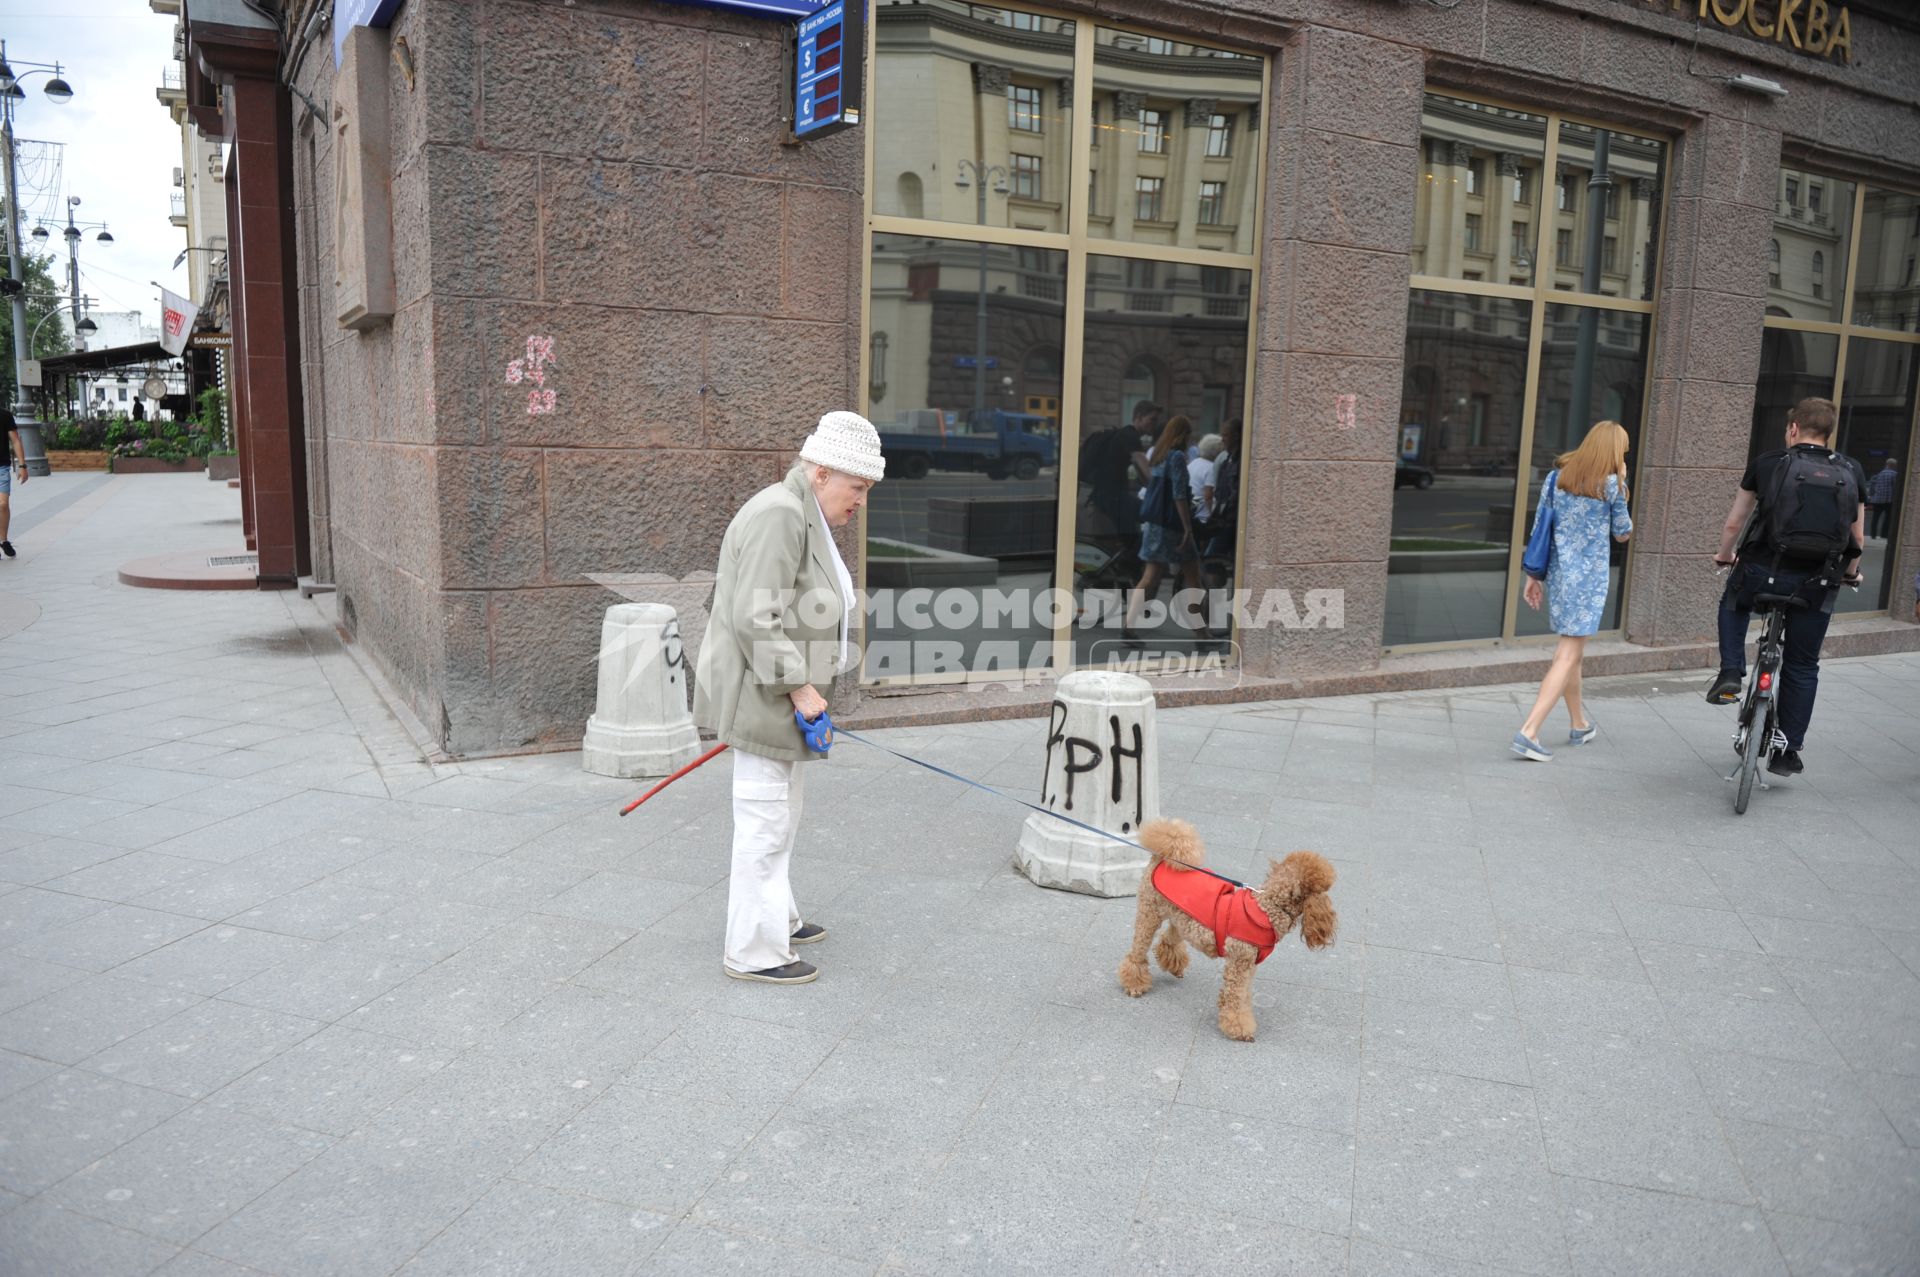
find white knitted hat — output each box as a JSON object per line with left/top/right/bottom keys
{"left": 800, "top": 410, "right": 886, "bottom": 481}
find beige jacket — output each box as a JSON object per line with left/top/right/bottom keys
{"left": 694, "top": 464, "right": 847, "bottom": 762}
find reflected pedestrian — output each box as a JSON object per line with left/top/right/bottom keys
{"left": 1865, "top": 459, "right": 1896, "bottom": 540}
{"left": 1124, "top": 414, "right": 1207, "bottom": 640}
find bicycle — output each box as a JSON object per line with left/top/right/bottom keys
{"left": 1725, "top": 591, "right": 1807, "bottom": 815}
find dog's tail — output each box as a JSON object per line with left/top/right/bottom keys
{"left": 1273, "top": 851, "right": 1338, "bottom": 950}
{"left": 1139, "top": 817, "right": 1205, "bottom": 870}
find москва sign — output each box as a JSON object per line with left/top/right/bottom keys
{"left": 1647, "top": 0, "right": 1853, "bottom": 64}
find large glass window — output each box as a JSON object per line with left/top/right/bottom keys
{"left": 1397, "top": 94, "right": 1665, "bottom": 647}
{"left": 1390, "top": 292, "right": 1532, "bottom": 646}
{"left": 1076, "top": 256, "right": 1250, "bottom": 664}
{"left": 1753, "top": 174, "right": 1919, "bottom": 615}
{"left": 864, "top": 234, "right": 1066, "bottom": 679}
{"left": 1767, "top": 168, "right": 1855, "bottom": 324}
{"left": 867, "top": 3, "right": 1265, "bottom": 682}
{"left": 1853, "top": 188, "right": 1920, "bottom": 331}
{"left": 1411, "top": 98, "right": 1547, "bottom": 285}
{"left": 1838, "top": 339, "right": 1916, "bottom": 610}
{"left": 1088, "top": 28, "right": 1262, "bottom": 255}
{"left": 871, "top": 4, "right": 1074, "bottom": 232}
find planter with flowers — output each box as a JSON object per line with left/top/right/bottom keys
{"left": 109, "top": 420, "right": 211, "bottom": 475}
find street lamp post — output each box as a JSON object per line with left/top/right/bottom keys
{"left": 954, "top": 159, "right": 1007, "bottom": 425}
{"left": 1, "top": 42, "right": 74, "bottom": 477}
{"left": 20, "top": 295, "right": 95, "bottom": 420}
{"left": 38, "top": 197, "right": 113, "bottom": 353}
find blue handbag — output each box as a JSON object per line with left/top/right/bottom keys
{"left": 1521, "top": 471, "right": 1558, "bottom": 580}
{"left": 1138, "top": 451, "right": 1186, "bottom": 529}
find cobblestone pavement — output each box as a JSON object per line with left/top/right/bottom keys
{"left": 1, "top": 474, "right": 1916, "bottom": 1276}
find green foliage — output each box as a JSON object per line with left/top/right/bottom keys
{"left": 0, "top": 242, "right": 71, "bottom": 407}
{"left": 194, "top": 386, "right": 230, "bottom": 451}
{"left": 105, "top": 416, "right": 214, "bottom": 464}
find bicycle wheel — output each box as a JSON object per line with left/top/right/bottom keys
{"left": 1735, "top": 693, "right": 1767, "bottom": 815}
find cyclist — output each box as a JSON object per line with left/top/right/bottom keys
{"left": 1705, "top": 397, "right": 1865, "bottom": 777}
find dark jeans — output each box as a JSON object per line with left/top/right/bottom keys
{"left": 1717, "top": 561, "right": 1833, "bottom": 751}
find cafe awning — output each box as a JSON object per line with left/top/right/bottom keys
{"left": 34, "top": 342, "right": 176, "bottom": 375}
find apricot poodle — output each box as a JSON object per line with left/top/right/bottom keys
{"left": 1117, "top": 817, "right": 1336, "bottom": 1041}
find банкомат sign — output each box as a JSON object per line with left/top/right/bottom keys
{"left": 1647, "top": 0, "right": 1853, "bottom": 63}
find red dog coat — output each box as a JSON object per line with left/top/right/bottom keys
{"left": 1150, "top": 862, "right": 1278, "bottom": 963}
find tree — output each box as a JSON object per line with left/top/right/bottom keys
{"left": 0, "top": 238, "right": 71, "bottom": 410}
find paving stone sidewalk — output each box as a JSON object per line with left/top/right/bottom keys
{"left": 0, "top": 473, "right": 1916, "bottom": 1276}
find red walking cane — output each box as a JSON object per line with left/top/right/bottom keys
{"left": 618, "top": 743, "right": 730, "bottom": 816}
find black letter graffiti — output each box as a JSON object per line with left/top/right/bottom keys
{"left": 1108, "top": 715, "right": 1143, "bottom": 831}
{"left": 1060, "top": 736, "right": 1102, "bottom": 813}
{"left": 1043, "top": 699, "right": 1067, "bottom": 807}
{"left": 662, "top": 620, "right": 684, "bottom": 687}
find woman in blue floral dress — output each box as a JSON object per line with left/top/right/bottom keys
{"left": 1124, "top": 415, "right": 1208, "bottom": 638}
{"left": 1512, "top": 420, "right": 1634, "bottom": 761}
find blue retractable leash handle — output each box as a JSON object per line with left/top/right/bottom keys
{"left": 801, "top": 713, "right": 1249, "bottom": 890}
{"left": 795, "top": 709, "right": 836, "bottom": 754}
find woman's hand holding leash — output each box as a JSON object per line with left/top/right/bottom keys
{"left": 789, "top": 684, "right": 827, "bottom": 720}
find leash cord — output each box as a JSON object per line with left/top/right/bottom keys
{"left": 832, "top": 726, "right": 1249, "bottom": 890}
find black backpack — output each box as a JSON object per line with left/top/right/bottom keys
{"left": 1761, "top": 448, "right": 1858, "bottom": 563}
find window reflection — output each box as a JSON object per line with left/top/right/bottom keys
{"left": 1074, "top": 255, "right": 1250, "bottom": 665}
{"left": 1388, "top": 291, "right": 1532, "bottom": 646}
{"left": 1087, "top": 27, "right": 1263, "bottom": 254}
{"left": 1835, "top": 338, "right": 1916, "bottom": 612}
{"left": 1851, "top": 187, "right": 1920, "bottom": 332}
{"left": 1549, "top": 121, "right": 1664, "bottom": 300}
{"left": 1412, "top": 97, "right": 1547, "bottom": 286}
{"left": 1747, "top": 328, "right": 1837, "bottom": 469}
{"left": 863, "top": 233, "right": 1067, "bottom": 679}
{"left": 1767, "top": 167, "right": 1855, "bottom": 323}
{"left": 873, "top": 2, "right": 1076, "bottom": 231}
{"left": 1515, "top": 305, "right": 1651, "bottom": 636}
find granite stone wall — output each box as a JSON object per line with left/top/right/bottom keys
{"left": 293, "top": 0, "right": 864, "bottom": 754}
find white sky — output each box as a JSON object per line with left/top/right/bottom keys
{"left": 1, "top": 1, "right": 189, "bottom": 331}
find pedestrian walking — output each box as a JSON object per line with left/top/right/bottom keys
{"left": 1124, "top": 414, "right": 1208, "bottom": 640}
{"left": 693, "top": 411, "right": 882, "bottom": 984}
{"left": 0, "top": 406, "right": 28, "bottom": 559}
{"left": 1512, "top": 420, "right": 1634, "bottom": 761}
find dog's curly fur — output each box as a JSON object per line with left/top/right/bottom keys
{"left": 1117, "top": 818, "right": 1337, "bottom": 1041}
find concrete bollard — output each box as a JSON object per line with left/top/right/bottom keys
{"left": 1014, "top": 670, "right": 1160, "bottom": 896}
{"left": 581, "top": 603, "right": 703, "bottom": 778}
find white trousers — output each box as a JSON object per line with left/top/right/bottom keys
{"left": 724, "top": 749, "right": 806, "bottom": 973}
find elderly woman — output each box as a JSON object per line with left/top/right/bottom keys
{"left": 693, "top": 412, "right": 884, "bottom": 985}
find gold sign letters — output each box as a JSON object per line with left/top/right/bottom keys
{"left": 1651, "top": 0, "right": 1853, "bottom": 64}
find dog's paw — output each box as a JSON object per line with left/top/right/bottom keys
{"left": 1218, "top": 1012, "right": 1257, "bottom": 1042}
{"left": 1118, "top": 960, "right": 1152, "bottom": 997}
